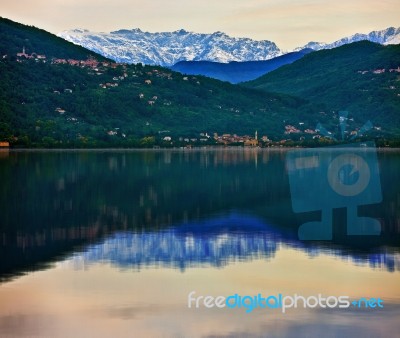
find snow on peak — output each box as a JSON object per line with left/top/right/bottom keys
{"left": 294, "top": 26, "right": 400, "bottom": 51}
{"left": 57, "top": 26, "right": 400, "bottom": 66}
{"left": 57, "top": 28, "right": 282, "bottom": 66}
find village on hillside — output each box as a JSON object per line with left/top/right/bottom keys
{"left": 0, "top": 47, "right": 394, "bottom": 148}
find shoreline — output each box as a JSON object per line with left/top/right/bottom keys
{"left": 3, "top": 146, "right": 400, "bottom": 153}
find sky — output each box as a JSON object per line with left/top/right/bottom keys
{"left": 2, "top": 0, "right": 400, "bottom": 50}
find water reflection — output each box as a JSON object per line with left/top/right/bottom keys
{"left": 0, "top": 149, "right": 399, "bottom": 337}
{"left": 0, "top": 149, "right": 399, "bottom": 281}
{"left": 69, "top": 212, "right": 400, "bottom": 273}
{"left": 71, "top": 214, "right": 279, "bottom": 271}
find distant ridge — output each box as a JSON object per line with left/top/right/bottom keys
{"left": 171, "top": 49, "right": 313, "bottom": 84}
{"left": 294, "top": 26, "right": 400, "bottom": 51}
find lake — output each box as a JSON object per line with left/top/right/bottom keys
{"left": 0, "top": 148, "right": 399, "bottom": 337}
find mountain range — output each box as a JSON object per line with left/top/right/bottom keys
{"left": 0, "top": 17, "right": 399, "bottom": 148}
{"left": 58, "top": 26, "right": 400, "bottom": 66}
{"left": 58, "top": 29, "right": 281, "bottom": 66}
{"left": 0, "top": 17, "right": 325, "bottom": 148}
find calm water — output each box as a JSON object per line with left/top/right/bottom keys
{"left": 0, "top": 148, "right": 399, "bottom": 337}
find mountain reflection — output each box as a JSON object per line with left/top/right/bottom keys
{"left": 69, "top": 213, "right": 400, "bottom": 272}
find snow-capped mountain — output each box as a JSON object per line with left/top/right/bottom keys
{"left": 58, "top": 28, "right": 282, "bottom": 66}
{"left": 294, "top": 27, "right": 400, "bottom": 51}
{"left": 58, "top": 26, "right": 400, "bottom": 66}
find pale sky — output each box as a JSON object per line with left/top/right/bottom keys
{"left": 2, "top": 0, "right": 400, "bottom": 50}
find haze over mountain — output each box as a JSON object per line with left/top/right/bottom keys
{"left": 58, "top": 26, "right": 400, "bottom": 67}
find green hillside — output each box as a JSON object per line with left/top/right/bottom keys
{"left": 1, "top": 18, "right": 398, "bottom": 148}
{"left": 0, "top": 18, "right": 329, "bottom": 148}
{"left": 246, "top": 41, "right": 400, "bottom": 135}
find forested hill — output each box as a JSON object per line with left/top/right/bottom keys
{"left": 0, "top": 18, "right": 327, "bottom": 148}
{"left": 1, "top": 18, "right": 398, "bottom": 148}
{"left": 246, "top": 41, "right": 400, "bottom": 136}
